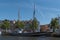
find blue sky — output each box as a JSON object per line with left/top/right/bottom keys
{"left": 0, "top": 0, "right": 60, "bottom": 25}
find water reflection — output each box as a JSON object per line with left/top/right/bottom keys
{"left": 0, "top": 36, "right": 60, "bottom": 40}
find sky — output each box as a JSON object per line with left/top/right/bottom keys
{"left": 0, "top": 0, "right": 60, "bottom": 25}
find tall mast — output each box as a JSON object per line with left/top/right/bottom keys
{"left": 33, "top": 3, "right": 35, "bottom": 19}
{"left": 18, "top": 8, "right": 20, "bottom": 21}
{"left": 58, "top": 14, "right": 60, "bottom": 28}
{"left": 32, "top": 3, "right": 36, "bottom": 32}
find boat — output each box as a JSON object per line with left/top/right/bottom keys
{"left": 1, "top": 32, "right": 52, "bottom": 37}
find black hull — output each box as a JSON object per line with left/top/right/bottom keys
{"left": 1, "top": 32, "right": 52, "bottom": 37}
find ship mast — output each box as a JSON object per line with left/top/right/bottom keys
{"left": 32, "top": 3, "right": 36, "bottom": 32}
{"left": 33, "top": 3, "right": 36, "bottom": 19}
{"left": 18, "top": 8, "right": 20, "bottom": 21}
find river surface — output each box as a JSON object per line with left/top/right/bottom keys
{"left": 0, "top": 36, "right": 60, "bottom": 40}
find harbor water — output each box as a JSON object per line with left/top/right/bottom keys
{"left": 0, "top": 36, "right": 60, "bottom": 40}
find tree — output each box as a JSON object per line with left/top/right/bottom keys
{"left": 29, "top": 22, "right": 33, "bottom": 30}
{"left": 1, "top": 19, "right": 10, "bottom": 29}
{"left": 15, "top": 20, "right": 24, "bottom": 29}
{"left": 1, "top": 19, "right": 10, "bottom": 33}
{"left": 50, "top": 18, "right": 59, "bottom": 32}
{"left": 30, "top": 17, "right": 38, "bottom": 32}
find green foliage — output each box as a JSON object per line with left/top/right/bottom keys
{"left": 15, "top": 20, "right": 24, "bottom": 29}
{"left": 30, "top": 17, "right": 38, "bottom": 31}
{"left": 29, "top": 23, "right": 33, "bottom": 29}
{"left": 1, "top": 19, "right": 10, "bottom": 29}
{"left": 50, "top": 18, "right": 59, "bottom": 32}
